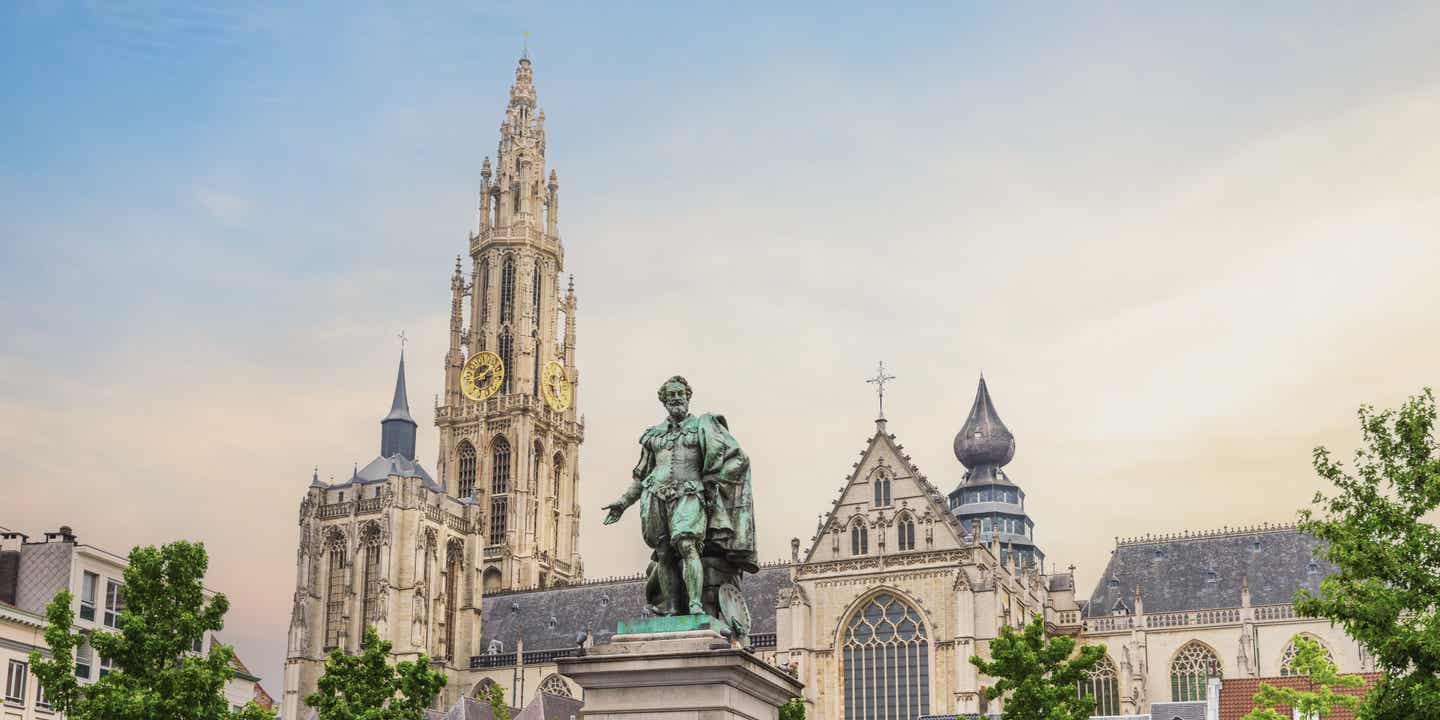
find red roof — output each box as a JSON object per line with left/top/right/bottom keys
{"left": 1218, "top": 673, "right": 1379, "bottom": 720}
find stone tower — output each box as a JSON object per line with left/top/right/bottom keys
{"left": 947, "top": 376, "right": 1046, "bottom": 571}
{"left": 435, "top": 52, "right": 584, "bottom": 592}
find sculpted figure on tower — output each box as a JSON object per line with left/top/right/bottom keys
{"left": 603, "top": 376, "right": 758, "bottom": 642}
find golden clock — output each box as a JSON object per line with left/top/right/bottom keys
{"left": 540, "top": 361, "right": 572, "bottom": 411}
{"left": 460, "top": 351, "right": 504, "bottom": 402}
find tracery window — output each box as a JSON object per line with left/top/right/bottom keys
{"left": 532, "top": 265, "right": 542, "bottom": 319}
{"left": 360, "top": 525, "right": 382, "bottom": 623}
{"left": 443, "top": 542, "right": 462, "bottom": 660}
{"left": 500, "top": 258, "right": 516, "bottom": 323}
{"left": 552, "top": 453, "right": 564, "bottom": 553}
{"left": 1279, "top": 636, "right": 1333, "bottom": 677}
{"left": 479, "top": 258, "right": 489, "bottom": 326}
{"left": 325, "top": 543, "right": 347, "bottom": 650}
{"left": 897, "top": 517, "right": 916, "bottom": 552}
{"left": 841, "top": 593, "right": 929, "bottom": 720}
{"left": 490, "top": 437, "right": 511, "bottom": 545}
{"left": 538, "top": 673, "right": 573, "bottom": 698}
{"left": 1169, "top": 642, "right": 1221, "bottom": 702}
{"left": 873, "top": 472, "right": 891, "bottom": 506}
{"left": 498, "top": 331, "right": 514, "bottom": 394}
{"left": 1080, "top": 655, "right": 1121, "bottom": 716}
{"left": 851, "top": 524, "right": 869, "bottom": 556}
{"left": 457, "top": 441, "right": 477, "bottom": 498}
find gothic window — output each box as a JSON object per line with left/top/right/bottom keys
{"left": 873, "top": 472, "right": 891, "bottom": 506}
{"left": 532, "top": 332, "right": 541, "bottom": 397}
{"left": 841, "top": 592, "right": 930, "bottom": 720}
{"left": 551, "top": 453, "right": 564, "bottom": 552}
{"left": 360, "top": 524, "right": 382, "bottom": 623}
{"left": 479, "top": 258, "right": 490, "bottom": 326}
{"left": 325, "top": 544, "right": 347, "bottom": 650}
{"left": 443, "top": 543, "right": 462, "bottom": 660}
{"left": 532, "top": 265, "right": 542, "bottom": 319}
{"left": 538, "top": 673, "right": 573, "bottom": 698}
{"left": 1169, "top": 642, "right": 1221, "bottom": 702}
{"left": 500, "top": 257, "right": 516, "bottom": 324}
{"left": 1079, "top": 655, "right": 1121, "bottom": 716}
{"left": 851, "top": 523, "right": 869, "bottom": 556}
{"left": 457, "top": 441, "right": 477, "bottom": 498}
{"left": 498, "top": 331, "right": 514, "bottom": 394}
{"left": 490, "top": 437, "right": 511, "bottom": 545}
{"left": 897, "top": 517, "right": 916, "bottom": 552}
{"left": 1279, "top": 636, "right": 1333, "bottom": 677}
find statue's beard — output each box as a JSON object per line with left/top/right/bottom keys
{"left": 667, "top": 402, "right": 688, "bottom": 419}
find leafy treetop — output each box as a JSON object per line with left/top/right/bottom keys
{"left": 969, "top": 616, "right": 1106, "bottom": 720}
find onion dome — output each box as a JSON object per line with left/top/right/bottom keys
{"left": 953, "top": 376, "right": 1015, "bottom": 469}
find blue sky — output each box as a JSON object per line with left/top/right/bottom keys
{"left": 5, "top": 0, "right": 1440, "bottom": 701}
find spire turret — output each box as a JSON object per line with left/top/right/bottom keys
{"left": 954, "top": 375, "right": 1015, "bottom": 469}
{"left": 381, "top": 351, "right": 417, "bottom": 460}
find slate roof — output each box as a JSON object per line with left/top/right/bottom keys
{"left": 1085, "top": 526, "right": 1332, "bottom": 618}
{"left": 953, "top": 376, "right": 1016, "bottom": 471}
{"left": 1151, "top": 701, "right": 1207, "bottom": 720}
{"left": 328, "top": 453, "right": 441, "bottom": 492}
{"left": 478, "top": 564, "right": 794, "bottom": 653}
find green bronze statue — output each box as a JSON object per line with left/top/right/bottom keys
{"left": 603, "top": 375, "right": 758, "bottom": 643}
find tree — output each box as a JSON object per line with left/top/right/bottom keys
{"left": 29, "top": 540, "right": 274, "bottom": 720}
{"left": 477, "top": 682, "right": 509, "bottom": 720}
{"left": 1297, "top": 388, "right": 1440, "bottom": 719}
{"left": 779, "top": 696, "right": 805, "bottom": 720}
{"left": 969, "top": 616, "right": 1105, "bottom": 720}
{"left": 1242, "top": 635, "right": 1363, "bottom": 720}
{"left": 306, "top": 625, "right": 447, "bottom": 720}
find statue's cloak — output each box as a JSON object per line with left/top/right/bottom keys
{"left": 633, "top": 412, "right": 757, "bottom": 573}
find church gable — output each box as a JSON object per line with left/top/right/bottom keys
{"left": 803, "top": 421, "right": 965, "bottom": 565}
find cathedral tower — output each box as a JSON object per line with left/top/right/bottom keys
{"left": 947, "top": 376, "right": 1046, "bottom": 571}
{"left": 435, "top": 53, "right": 584, "bottom": 592}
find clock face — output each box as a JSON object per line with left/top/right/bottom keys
{"left": 540, "top": 361, "right": 572, "bottom": 412}
{"left": 460, "top": 351, "right": 504, "bottom": 403}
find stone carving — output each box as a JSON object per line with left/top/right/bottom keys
{"left": 411, "top": 589, "right": 427, "bottom": 646}
{"left": 602, "top": 375, "right": 757, "bottom": 644}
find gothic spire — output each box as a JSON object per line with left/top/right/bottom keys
{"left": 381, "top": 351, "right": 417, "bottom": 460}
{"left": 953, "top": 375, "right": 1015, "bottom": 469}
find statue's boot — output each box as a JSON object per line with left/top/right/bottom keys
{"left": 681, "top": 544, "right": 705, "bottom": 615}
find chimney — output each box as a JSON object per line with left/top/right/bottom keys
{"left": 0, "top": 531, "right": 25, "bottom": 606}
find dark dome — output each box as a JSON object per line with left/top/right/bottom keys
{"left": 953, "top": 376, "right": 1015, "bottom": 468}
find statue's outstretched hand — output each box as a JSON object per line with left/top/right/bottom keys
{"left": 602, "top": 502, "right": 626, "bottom": 525}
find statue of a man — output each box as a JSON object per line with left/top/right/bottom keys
{"left": 603, "top": 376, "right": 757, "bottom": 640}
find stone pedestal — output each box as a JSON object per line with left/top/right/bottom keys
{"left": 558, "top": 616, "right": 803, "bottom": 720}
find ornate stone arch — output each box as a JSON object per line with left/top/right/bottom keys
{"left": 893, "top": 509, "right": 919, "bottom": 551}
{"left": 323, "top": 526, "right": 348, "bottom": 554}
{"left": 848, "top": 515, "right": 870, "bottom": 556}
{"left": 1169, "top": 640, "right": 1222, "bottom": 702}
{"left": 359, "top": 520, "right": 384, "bottom": 547}
{"left": 537, "top": 673, "right": 573, "bottom": 698}
{"left": 456, "top": 439, "right": 478, "bottom": 498}
{"left": 470, "top": 677, "right": 499, "bottom": 699}
{"left": 1082, "top": 653, "right": 1121, "bottom": 716}
{"left": 1279, "top": 633, "right": 1334, "bottom": 676}
{"left": 835, "top": 587, "right": 933, "bottom": 720}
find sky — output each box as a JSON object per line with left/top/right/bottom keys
{"left": 4, "top": 0, "right": 1440, "bottom": 699}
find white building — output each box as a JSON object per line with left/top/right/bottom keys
{"left": 0, "top": 527, "right": 274, "bottom": 719}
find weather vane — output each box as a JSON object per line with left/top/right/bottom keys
{"left": 866, "top": 361, "right": 896, "bottom": 420}
{"left": 397, "top": 330, "right": 407, "bottom": 352}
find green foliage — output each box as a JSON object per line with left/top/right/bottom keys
{"left": 969, "top": 616, "right": 1105, "bottom": 720}
{"left": 779, "top": 696, "right": 805, "bottom": 720}
{"left": 1298, "top": 388, "right": 1440, "bottom": 719}
{"left": 306, "top": 625, "right": 447, "bottom": 720}
{"left": 29, "top": 541, "right": 270, "bottom": 720}
{"left": 478, "top": 683, "right": 509, "bottom": 720}
{"left": 1242, "top": 635, "right": 1364, "bottom": 720}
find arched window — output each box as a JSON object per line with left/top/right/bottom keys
{"left": 472, "top": 677, "right": 500, "bottom": 699}
{"left": 873, "top": 472, "right": 891, "bottom": 507}
{"left": 1279, "top": 635, "right": 1333, "bottom": 677}
{"left": 490, "top": 437, "right": 511, "bottom": 545}
{"left": 1169, "top": 642, "right": 1221, "bottom": 702}
{"left": 500, "top": 257, "right": 516, "bottom": 323}
{"left": 897, "top": 517, "right": 916, "bottom": 552}
{"left": 1080, "top": 655, "right": 1121, "bottom": 716}
{"left": 551, "top": 453, "right": 565, "bottom": 554}
{"left": 851, "top": 523, "right": 869, "bottom": 556}
{"left": 538, "top": 673, "right": 573, "bottom": 698}
{"left": 359, "top": 523, "right": 383, "bottom": 624}
{"left": 532, "top": 265, "right": 542, "bottom": 320}
{"left": 478, "top": 258, "right": 490, "bottom": 327}
{"left": 444, "top": 541, "right": 463, "bottom": 660}
{"left": 324, "top": 535, "right": 347, "bottom": 650}
{"left": 482, "top": 566, "right": 502, "bottom": 594}
{"left": 498, "top": 331, "right": 514, "bottom": 394}
{"left": 457, "top": 441, "right": 477, "bottom": 498}
{"left": 842, "top": 592, "right": 930, "bottom": 720}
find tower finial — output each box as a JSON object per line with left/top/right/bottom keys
{"left": 866, "top": 361, "right": 896, "bottom": 422}
{"left": 380, "top": 349, "right": 418, "bottom": 460}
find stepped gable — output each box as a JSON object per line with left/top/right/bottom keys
{"left": 478, "top": 563, "right": 794, "bottom": 653}
{"left": 1085, "top": 524, "right": 1332, "bottom": 618}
